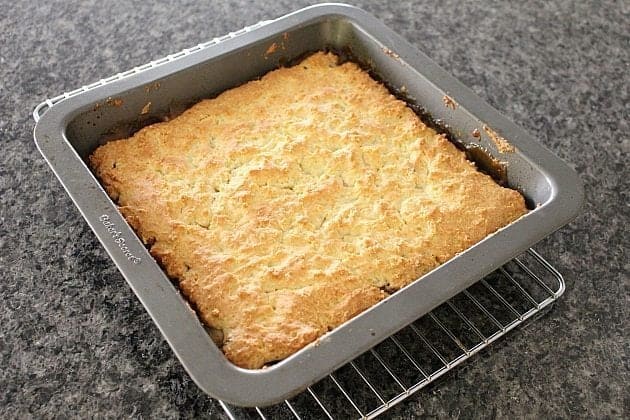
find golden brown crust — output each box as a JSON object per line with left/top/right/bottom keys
{"left": 89, "top": 52, "right": 527, "bottom": 369}
{"left": 483, "top": 124, "right": 516, "bottom": 153}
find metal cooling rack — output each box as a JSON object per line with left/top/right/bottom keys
{"left": 221, "top": 248, "right": 564, "bottom": 419}
{"left": 31, "top": 23, "right": 565, "bottom": 420}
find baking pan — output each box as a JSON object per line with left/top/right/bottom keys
{"left": 32, "top": 4, "right": 583, "bottom": 407}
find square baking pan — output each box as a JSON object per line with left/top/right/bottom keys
{"left": 32, "top": 3, "right": 583, "bottom": 407}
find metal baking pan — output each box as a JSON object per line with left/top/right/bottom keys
{"left": 32, "top": 3, "right": 583, "bottom": 407}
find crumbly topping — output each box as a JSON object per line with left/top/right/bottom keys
{"left": 90, "top": 52, "right": 527, "bottom": 369}
{"left": 483, "top": 124, "right": 516, "bottom": 153}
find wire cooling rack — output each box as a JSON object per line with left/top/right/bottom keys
{"left": 32, "top": 22, "right": 565, "bottom": 420}
{"left": 221, "top": 248, "right": 564, "bottom": 419}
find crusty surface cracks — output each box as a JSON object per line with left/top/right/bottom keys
{"left": 90, "top": 52, "right": 527, "bottom": 369}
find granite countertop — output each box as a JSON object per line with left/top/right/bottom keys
{"left": 1, "top": 0, "right": 627, "bottom": 418}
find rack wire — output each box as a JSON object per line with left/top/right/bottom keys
{"left": 32, "top": 20, "right": 272, "bottom": 123}
{"left": 31, "top": 23, "right": 565, "bottom": 420}
{"left": 221, "top": 248, "right": 564, "bottom": 419}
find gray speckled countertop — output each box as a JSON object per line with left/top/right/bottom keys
{"left": 1, "top": 1, "right": 628, "bottom": 418}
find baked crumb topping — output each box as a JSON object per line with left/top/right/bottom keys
{"left": 90, "top": 52, "right": 527, "bottom": 369}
